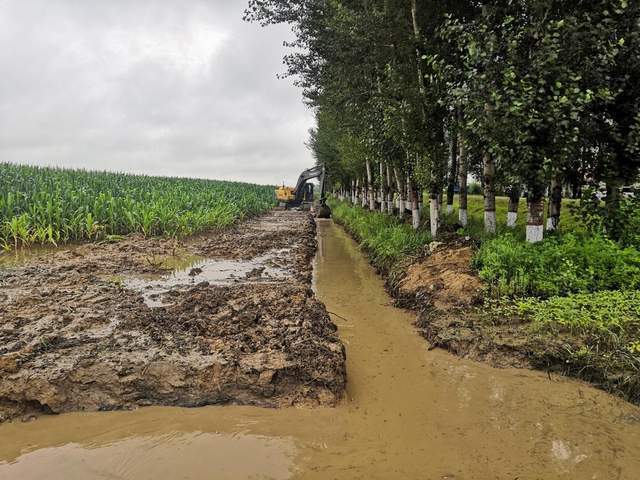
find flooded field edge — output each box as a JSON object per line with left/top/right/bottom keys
{"left": 0, "top": 211, "right": 346, "bottom": 422}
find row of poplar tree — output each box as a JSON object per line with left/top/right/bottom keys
{"left": 246, "top": 0, "right": 640, "bottom": 242}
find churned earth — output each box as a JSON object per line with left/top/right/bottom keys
{"left": 0, "top": 211, "right": 346, "bottom": 422}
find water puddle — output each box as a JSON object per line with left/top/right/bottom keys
{"left": 122, "top": 248, "right": 293, "bottom": 307}
{"left": 1, "top": 221, "right": 639, "bottom": 479}
{"left": 0, "top": 245, "right": 63, "bottom": 269}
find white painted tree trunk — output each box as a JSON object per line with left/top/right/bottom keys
{"left": 459, "top": 209, "right": 468, "bottom": 227}
{"left": 527, "top": 225, "right": 544, "bottom": 242}
{"left": 354, "top": 179, "right": 359, "bottom": 205}
{"left": 412, "top": 206, "right": 420, "bottom": 230}
{"left": 430, "top": 197, "right": 439, "bottom": 237}
{"left": 484, "top": 211, "right": 497, "bottom": 234}
{"left": 483, "top": 152, "right": 496, "bottom": 234}
{"left": 547, "top": 177, "right": 562, "bottom": 231}
{"left": 526, "top": 196, "right": 545, "bottom": 243}
{"left": 446, "top": 204, "right": 453, "bottom": 215}
{"left": 506, "top": 187, "right": 520, "bottom": 228}
{"left": 394, "top": 167, "right": 404, "bottom": 220}
{"left": 411, "top": 185, "right": 420, "bottom": 230}
{"left": 365, "top": 159, "right": 375, "bottom": 210}
{"left": 386, "top": 163, "right": 393, "bottom": 215}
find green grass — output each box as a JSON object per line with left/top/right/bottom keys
{"left": 0, "top": 162, "right": 275, "bottom": 250}
{"left": 517, "top": 291, "right": 640, "bottom": 342}
{"left": 330, "top": 200, "right": 431, "bottom": 271}
{"left": 474, "top": 232, "right": 640, "bottom": 298}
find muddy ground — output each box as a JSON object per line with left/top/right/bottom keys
{"left": 0, "top": 211, "right": 346, "bottom": 422}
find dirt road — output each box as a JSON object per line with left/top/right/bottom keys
{"left": 0, "top": 211, "right": 346, "bottom": 421}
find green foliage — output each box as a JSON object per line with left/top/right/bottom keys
{"left": 474, "top": 232, "right": 640, "bottom": 297}
{"left": 0, "top": 162, "right": 275, "bottom": 249}
{"left": 330, "top": 200, "right": 431, "bottom": 270}
{"left": 518, "top": 290, "right": 640, "bottom": 341}
{"left": 569, "top": 191, "right": 640, "bottom": 248}
{"left": 467, "top": 182, "right": 482, "bottom": 195}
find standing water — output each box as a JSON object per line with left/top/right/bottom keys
{"left": 0, "top": 220, "right": 639, "bottom": 479}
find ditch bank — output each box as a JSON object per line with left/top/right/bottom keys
{"left": 0, "top": 211, "right": 346, "bottom": 422}
{"left": 332, "top": 205, "right": 640, "bottom": 405}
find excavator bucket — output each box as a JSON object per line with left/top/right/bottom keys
{"left": 316, "top": 203, "right": 332, "bottom": 219}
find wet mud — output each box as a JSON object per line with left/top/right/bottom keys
{"left": 0, "top": 211, "right": 346, "bottom": 421}
{"left": 0, "top": 221, "right": 639, "bottom": 479}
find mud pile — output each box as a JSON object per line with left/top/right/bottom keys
{"left": 0, "top": 211, "right": 346, "bottom": 422}
{"left": 395, "top": 242, "right": 483, "bottom": 310}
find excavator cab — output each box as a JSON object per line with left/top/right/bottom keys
{"left": 275, "top": 184, "right": 295, "bottom": 204}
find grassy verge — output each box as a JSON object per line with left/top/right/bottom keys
{"left": 330, "top": 200, "right": 431, "bottom": 272}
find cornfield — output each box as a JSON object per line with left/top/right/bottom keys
{"left": 0, "top": 162, "right": 275, "bottom": 250}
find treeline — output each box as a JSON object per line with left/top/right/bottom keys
{"left": 246, "top": 0, "right": 640, "bottom": 242}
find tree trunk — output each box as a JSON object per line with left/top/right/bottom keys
{"left": 605, "top": 178, "right": 623, "bottom": 238}
{"left": 354, "top": 179, "right": 359, "bottom": 205}
{"left": 394, "top": 167, "right": 404, "bottom": 220}
{"left": 410, "top": 180, "right": 420, "bottom": 230}
{"left": 483, "top": 152, "right": 496, "bottom": 234}
{"left": 429, "top": 191, "right": 440, "bottom": 237}
{"left": 407, "top": 176, "right": 414, "bottom": 219}
{"left": 365, "top": 159, "right": 374, "bottom": 210}
{"left": 379, "top": 162, "right": 386, "bottom": 213}
{"left": 526, "top": 191, "right": 545, "bottom": 243}
{"left": 385, "top": 163, "right": 393, "bottom": 215}
{"left": 546, "top": 177, "right": 562, "bottom": 231}
{"left": 446, "top": 129, "right": 458, "bottom": 215}
{"left": 507, "top": 186, "right": 520, "bottom": 228}
{"left": 458, "top": 131, "right": 468, "bottom": 227}
{"left": 361, "top": 177, "right": 367, "bottom": 208}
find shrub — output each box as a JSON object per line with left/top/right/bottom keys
{"left": 474, "top": 232, "right": 640, "bottom": 297}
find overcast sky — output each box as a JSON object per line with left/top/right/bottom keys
{"left": 0, "top": 0, "right": 315, "bottom": 185}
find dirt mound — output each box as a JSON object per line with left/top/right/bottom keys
{"left": 0, "top": 211, "right": 345, "bottom": 422}
{"left": 397, "top": 243, "right": 483, "bottom": 309}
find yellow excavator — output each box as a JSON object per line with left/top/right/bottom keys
{"left": 275, "top": 165, "right": 331, "bottom": 218}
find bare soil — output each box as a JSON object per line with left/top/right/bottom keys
{"left": 396, "top": 242, "right": 483, "bottom": 310}
{"left": 0, "top": 211, "right": 346, "bottom": 422}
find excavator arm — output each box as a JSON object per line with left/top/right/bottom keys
{"left": 292, "top": 166, "right": 324, "bottom": 201}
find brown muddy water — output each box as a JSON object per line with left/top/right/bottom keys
{"left": 122, "top": 248, "right": 293, "bottom": 308}
{"left": 1, "top": 220, "right": 639, "bottom": 479}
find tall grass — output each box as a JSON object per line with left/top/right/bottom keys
{"left": 0, "top": 162, "right": 275, "bottom": 250}
{"left": 330, "top": 200, "right": 431, "bottom": 270}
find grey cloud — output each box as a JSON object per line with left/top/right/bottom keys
{"left": 0, "top": 0, "right": 314, "bottom": 185}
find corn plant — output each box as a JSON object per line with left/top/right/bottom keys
{"left": 0, "top": 162, "right": 275, "bottom": 250}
